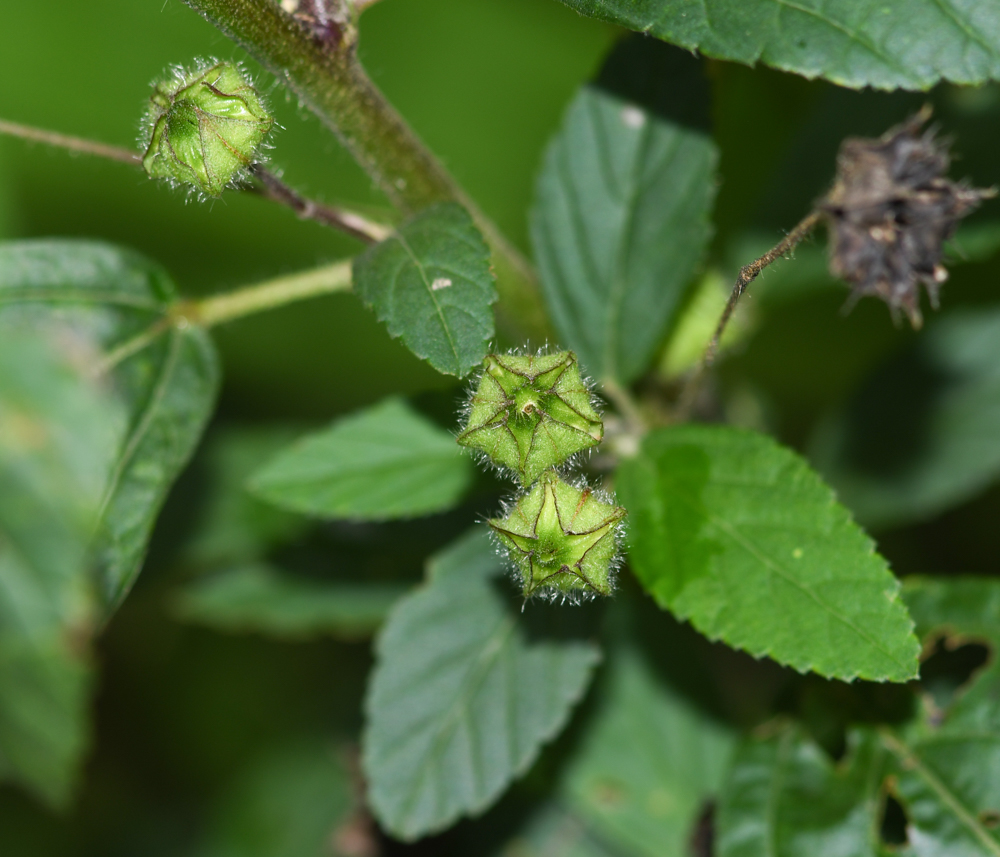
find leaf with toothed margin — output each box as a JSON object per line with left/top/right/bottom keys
{"left": 362, "top": 528, "right": 601, "bottom": 841}
{"left": 617, "top": 424, "right": 920, "bottom": 683}
{"left": 716, "top": 578, "right": 1000, "bottom": 857}
{"left": 353, "top": 203, "right": 498, "bottom": 377}
{"left": 554, "top": 0, "right": 1000, "bottom": 91}
{"left": 0, "top": 240, "right": 219, "bottom": 615}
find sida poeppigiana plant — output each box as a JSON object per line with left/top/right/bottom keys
{"left": 5, "top": 5, "right": 1000, "bottom": 855}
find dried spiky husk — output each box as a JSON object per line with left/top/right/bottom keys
{"left": 821, "top": 109, "right": 993, "bottom": 327}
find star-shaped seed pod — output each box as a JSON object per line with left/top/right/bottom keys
{"left": 490, "top": 470, "right": 626, "bottom": 601}
{"left": 141, "top": 61, "right": 274, "bottom": 198}
{"left": 820, "top": 108, "right": 994, "bottom": 328}
{"left": 457, "top": 351, "right": 602, "bottom": 485}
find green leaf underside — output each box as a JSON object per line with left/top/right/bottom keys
{"left": 811, "top": 308, "right": 1000, "bottom": 530}
{"left": 458, "top": 351, "right": 602, "bottom": 487}
{"left": 0, "top": 331, "right": 120, "bottom": 807}
{"left": 718, "top": 578, "right": 1000, "bottom": 857}
{"left": 0, "top": 240, "right": 219, "bottom": 612}
{"left": 556, "top": 0, "right": 1000, "bottom": 91}
{"left": 617, "top": 425, "right": 919, "bottom": 682}
{"left": 363, "top": 528, "right": 601, "bottom": 840}
{"left": 564, "top": 644, "right": 734, "bottom": 857}
{"left": 250, "top": 398, "right": 474, "bottom": 521}
{"left": 532, "top": 38, "right": 717, "bottom": 384}
{"left": 174, "top": 564, "right": 407, "bottom": 639}
{"left": 353, "top": 203, "right": 497, "bottom": 377}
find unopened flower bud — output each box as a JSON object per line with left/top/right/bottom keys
{"left": 457, "top": 351, "right": 602, "bottom": 485}
{"left": 490, "top": 470, "right": 626, "bottom": 601}
{"left": 141, "top": 61, "right": 274, "bottom": 198}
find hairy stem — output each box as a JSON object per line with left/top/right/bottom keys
{"left": 96, "top": 261, "right": 354, "bottom": 375}
{"left": 0, "top": 119, "right": 140, "bottom": 165}
{"left": 179, "top": 259, "right": 353, "bottom": 327}
{"left": 677, "top": 210, "right": 822, "bottom": 419}
{"left": 0, "top": 118, "right": 392, "bottom": 245}
{"left": 181, "top": 0, "right": 547, "bottom": 340}
{"left": 249, "top": 164, "right": 390, "bottom": 243}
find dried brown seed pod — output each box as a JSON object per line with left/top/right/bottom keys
{"left": 820, "top": 108, "right": 994, "bottom": 328}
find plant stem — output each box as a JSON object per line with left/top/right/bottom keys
{"left": 0, "top": 119, "right": 140, "bottom": 165}
{"left": 96, "top": 261, "right": 354, "bottom": 375}
{"left": 182, "top": 0, "right": 548, "bottom": 341}
{"left": 677, "top": 210, "right": 822, "bottom": 419}
{"left": 0, "top": 117, "right": 391, "bottom": 245}
{"left": 249, "top": 164, "right": 390, "bottom": 243}
{"left": 178, "top": 259, "right": 353, "bottom": 327}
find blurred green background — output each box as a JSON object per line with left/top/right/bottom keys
{"left": 5, "top": 0, "right": 1000, "bottom": 854}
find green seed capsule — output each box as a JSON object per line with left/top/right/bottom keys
{"left": 490, "top": 470, "right": 626, "bottom": 601}
{"left": 141, "top": 61, "right": 274, "bottom": 197}
{"left": 457, "top": 351, "right": 603, "bottom": 485}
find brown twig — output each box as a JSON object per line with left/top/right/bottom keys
{"left": 248, "top": 164, "right": 389, "bottom": 243}
{"left": 677, "top": 210, "right": 823, "bottom": 420}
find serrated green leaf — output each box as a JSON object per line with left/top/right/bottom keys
{"left": 249, "top": 398, "right": 474, "bottom": 521}
{"left": 889, "top": 578, "right": 1000, "bottom": 857}
{"left": 531, "top": 38, "right": 716, "bottom": 384}
{"left": 362, "top": 528, "right": 601, "bottom": 840}
{"left": 0, "top": 330, "right": 121, "bottom": 807}
{"left": 0, "top": 240, "right": 219, "bottom": 612}
{"left": 174, "top": 563, "right": 406, "bottom": 640}
{"left": 563, "top": 642, "right": 734, "bottom": 857}
{"left": 716, "top": 579, "right": 1000, "bottom": 857}
{"left": 556, "top": 0, "right": 1000, "bottom": 91}
{"left": 353, "top": 203, "right": 497, "bottom": 377}
{"left": 811, "top": 308, "right": 1000, "bottom": 529}
{"left": 617, "top": 425, "right": 919, "bottom": 682}
{"left": 717, "top": 727, "right": 888, "bottom": 857}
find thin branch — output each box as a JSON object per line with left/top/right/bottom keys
{"left": 0, "top": 118, "right": 393, "bottom": 247}
{"left": 178, "top": 259, "right": 352, "bottom": 328}
{"left": 0, "top": 119, "right": 140, "bottom": 166}
{"left": 676, "top": 210, "right": 822, "bottom": 420}
{"left": 248, "top": 164, "right": 390, "bottom": 243}
{"left": 93, "top": 261, "right": 353, "bottom": 376}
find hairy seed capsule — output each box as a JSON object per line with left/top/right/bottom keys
{"left": 490, "top": 470, "right": 626, "bottom": 601}
{"left": 457, "top": 351, "right": 603, "bottom": 485}
{"left": 141, "top": 61, "right": 274, "bottom": 198}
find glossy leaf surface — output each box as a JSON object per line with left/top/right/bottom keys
{"left": 556, "top": 0, "right": 1000, "bottom": 90}
{"left": 617, "top": 425, "right": 919, "bottom": 682}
